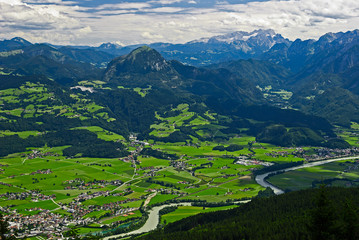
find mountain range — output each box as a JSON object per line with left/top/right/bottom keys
{"left": 0, "top": 29, "right": 359, "bottom": 146}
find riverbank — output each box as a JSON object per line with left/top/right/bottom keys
{"left": 103, "top": 203, "right": 191, "bottom": 240}
{"left": 255, "top": 155, "right": 359, "bottom": 195}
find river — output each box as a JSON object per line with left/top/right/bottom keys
{"left": 255, "top": 156, "right": 359, "bottom": 195}
{"left": 103, "top": 202, "right": 191, "bottom": 240}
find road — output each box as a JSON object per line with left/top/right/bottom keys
{"left": 255, "top": 155, "right": 359, "bottom": 195}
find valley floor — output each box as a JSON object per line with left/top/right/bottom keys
{"left": 1, "top": 128, "right": 359, "bottom": 239}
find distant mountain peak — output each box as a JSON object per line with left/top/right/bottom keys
{"left": 129, "top": 45, "right": 153, "bottom": 55}
{"left": 126, "top": 46, "right": 163, "bottom": 63}
{"left": 10, "top": 37, "right": 31, "bottom": 45}
{"left": 98, "top": 42, "right": 123, "bottom": 50}
{"left": 104, "top": 46, "right": 174, "bottom": 82}
{"left": 188, "top": 29, "right": 281, "bottom": 45}
{"left": 0, "top": 36, "right": 32, "bottom": 52}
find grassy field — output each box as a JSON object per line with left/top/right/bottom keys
{"left": 72, "top": 126, "right": 125, "bottom": 141}
{"left": 0, "top": 81, "right": 113, "bottom": 123}
{"left": 267, "top": 161, "right": 359, "bottom": 191}
{"left": 148, "top": 194, "right": 179, "bottom": 205}
{"left": 161, "top": 205, "right": 238, "bottom": 225}
{"left": 101, "top": 210, "right": 142, "bottom": 224}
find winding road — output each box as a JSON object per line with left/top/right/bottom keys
{"left": 255, "top": 155, "right": 359, "bottom": 195}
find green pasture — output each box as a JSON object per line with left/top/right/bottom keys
{"left": 84, "top": 210, "right": 111, "bottom": 219}
{"left": 119, "top": 200, "right": 143, "bottom": 208}
{"left": 134, "top": 86, "right": 151, "bottom": 97}
{"left": 101, "top": 210, "right": 141, "bottom": 224}
{"left": 148, "top": 194, "right": 179, "bottom": 206}
{"left": 137, "top": 156, "right": 170, "bottom": 168}
{"left": 267, "top": 161, "right": 358, "bottom": 191}
{"left": 0, "top": 130, "right": 41, "bottom": 138}
{"left": 82, "top": 195, "right": 127, "bottom": 206}
{"left": 161, "top": 205, "right": 238, "bottom": 225}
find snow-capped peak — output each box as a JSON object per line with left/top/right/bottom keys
{"left": 187, "top": 29, "right": 279, "bottom": 45}
{"left": 98, "top": 42, "right": 124, "bottom": 49}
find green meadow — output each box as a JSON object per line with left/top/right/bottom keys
{"left": 161, "top": 205, "right": 238, "bottom": 225}
{"left": 267, "top": 160, "right": 359, "bottom": 191}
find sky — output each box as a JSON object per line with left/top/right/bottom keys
{"left": 0, "top": 0, "right": 359, "bottom": 46}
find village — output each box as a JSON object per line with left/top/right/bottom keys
{"left": 235, "top": 156, "right": 274, "bottom": 166}
{"left": 63, "top": 179, "right": 123, "bottom": 190}
{"left": 305, "top": 147, "right": 359, "bottom": 161}
{"left": 3, "top": 187, "right": 142, "bottom": 239}
{"left": 0, "top": 137, "right": 359, "bottom": 239}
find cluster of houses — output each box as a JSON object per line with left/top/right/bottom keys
{"left": 306, "top": 147, "right": 359, "bottom": 161}
{"left": 145, "top": 188, "right": 185, "bottom": 196}
{"left": 112, "top": 188, "right": 134, "bottom": 196}
{"left": 170, "top": 160, "right": 187, "bottom": 170}
{"left": 3, "top": 207, "right": 72, "bottom": 239}
{"left": 235, "top": 156, "right": 273, "bottom": 166}
{"left": 29, "top": 169, "right": 52, "bottom": 175}
{"left": 1, "top": 191, "right": 143, "bottom": 239}
{"left": 27, "top": 150, "right": 57, "bottom": 159}
{"left": 239, "top": 187, "right": 253, "bottom": 192}
{"left": 157, "top": 188, "right": 186, "bottom": 196}
{"left": 63, "top": 179, "right": 122, "bottom": 190}
{"left": 0, "top": 191, "right": 55, "bottom": 202}
{"left": 75, "top": 190, "right": 111, "bottom": 202}
{"left": 177, "top": 181, "right": 190, "bottom": 185}
{"left": 262, "top": 147, "right": 359, "bottom": 161}
{"left": 136, "top": 166, "right": 163, "bottom": 176}
{"left": 265, "top": 151, "right": 292, "bottom": 158}
{"left": 138, "top": 166, "right": 155, "bottom": 171}
{"left": 69, "top": 191, "right": 141, "bottom": 218}
{"left": 9, "top": 168, "right": 53, "bottom": 179}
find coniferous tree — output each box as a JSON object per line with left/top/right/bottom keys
{"left": 308, "top": 187, "right": 337, "bottom": 240}
{"left": 340, "top": 199, "right": 359, "bottom": 240}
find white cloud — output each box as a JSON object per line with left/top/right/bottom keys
{"left": 94, "top": 2, "right": 151, "bottom": 11}
{"left": 0, "top": 0, "right": 90, "bottom": 44}
{"left": 143, "top": 7, "right": 185, "bottom": 13}
{"left": 213, "top": 0, "right": 359, "bottom": 39}
{"left": 141, "top": 31, "right": 164, "bottom": 40}
{"left": 24, "top": 0, "right": 63, "bottom": 3}
{"left": 2, "top": 0, "right": 359, "bottom": 45}
{"left": 149, "top": 0, "right": 194, "bottom": 4}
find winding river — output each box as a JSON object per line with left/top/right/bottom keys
{"left": 103, "top": 155, "right": 359, "bottom": 239}
{"left": 255, "top": 156, "right": 359, "bottom": 195}
{"left": 103, "top": 203, "right": 191, "bottom": 240}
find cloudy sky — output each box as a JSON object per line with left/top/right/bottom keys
{"left": 0, "top": 0, "right": 359, "bottom": 46}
